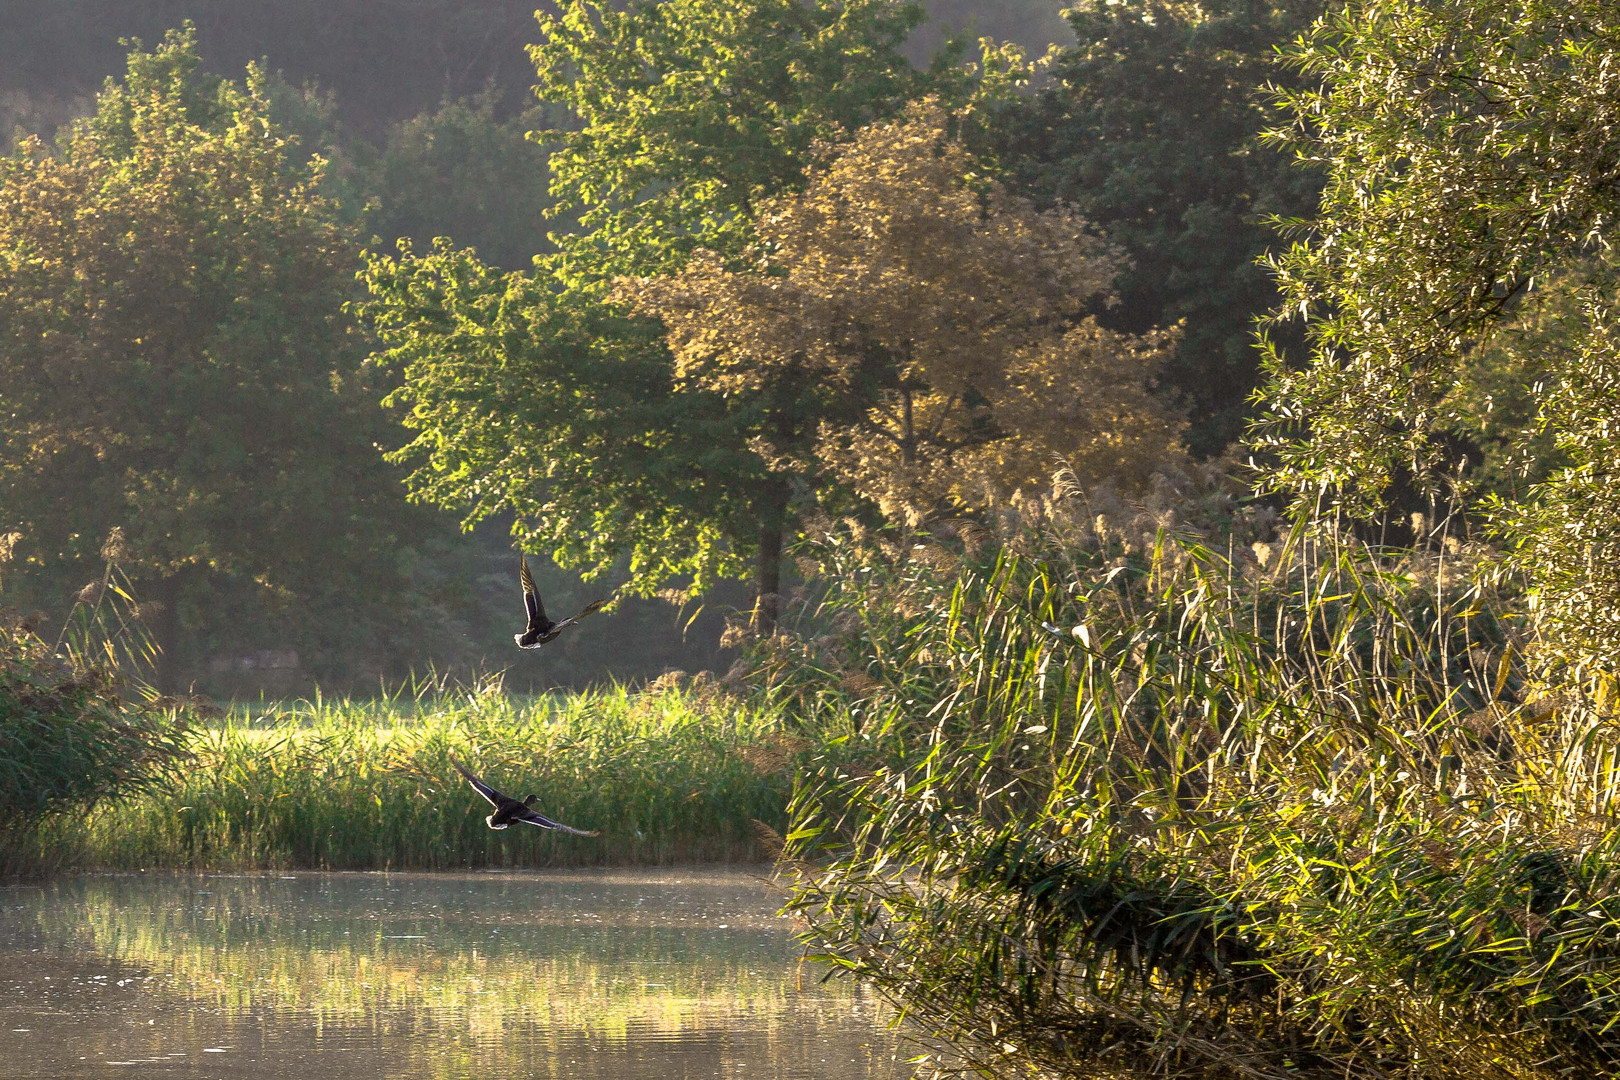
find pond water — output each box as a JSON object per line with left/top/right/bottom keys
{"left": 0, "top": 869, "right": 904, "bottom": 1079}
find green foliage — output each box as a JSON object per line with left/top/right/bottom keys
{"left": 907, "top": 0, "right": 1075, "bottom": 64}
{"left": 358, "top": 242, "right": 751, "bottom": 594}
{"left": 1257, "top": 0, "right": 1620, "bottom": 672}
{"left": 1, "top": 624, "right": 179, "bottom": 832}
{"left": 531, "top": 0, "right": 931, "bottom": 281}
{"left": 754, "top": 489, "right": 1620, "bottom": 1078}
{"left": 1, "top": 555, "right": 186, "bottom": 876}
{"left": 364, "top": 93, "right": 559, "bottom": 271}
{"left": 992, "top": 0, "right": 1323, "bottom": 456}
{"left": 360, "top": 1, "right": 1034, "bottom": 610}
{"left": 1437, "top": 264, "right": 1596, "bottom": 503}
{"left": 1491, "top": 304, "right": 1620, "bottom": 680}
{"left": 45, "top": 681, "right": 795, "bottom": 869}
{"left": 0, "top": 29, "right": 464, "bottom": 690}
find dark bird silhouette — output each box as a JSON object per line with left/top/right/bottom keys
{"left": 449, "top": 756, "right": 599, "bottom": 836}
{"left": 515, "top": 552, "right": 608, "bottom": 649}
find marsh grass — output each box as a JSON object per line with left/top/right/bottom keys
{"left": 760, "top": 493, "right": 1620, "bottom": 1079}
{"left": 38, "top": 678, "right": 798, "bottom": 869}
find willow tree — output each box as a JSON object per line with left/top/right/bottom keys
{"left": 1257, "top": 0, "right": 1620, "bottom": 672}
{"left": 0, "top": 29, "right": 424, "bottom": 690}
{"left": 362, "top": 0, "right": 1016, "bottom": 628}
{"left": 619, "top": 104, "right": 1184, "bottom": 526}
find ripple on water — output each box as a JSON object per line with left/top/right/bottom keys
{"left": 0, "top": 869, "right": 903, "bottom": 1079}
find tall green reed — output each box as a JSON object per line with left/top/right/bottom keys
{"left": 3, "top": 539, "right": 185, "bottom": 876}
{"left": 761, "top": 492, "right": 1620, "bottom": 1079}
{"left": 46, "top": 676, "right": 797, "bottom": 869}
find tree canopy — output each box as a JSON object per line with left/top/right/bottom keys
{"left": 620, "top": 103, "right": 1182, "bottom": 525}
{"left": 992, "top": 0, "right": 1323, "bottom": 456}
{"left": 0, "top": 28, "right": 442, "bottom": 690}
{"left": 531, "top": 0, "right": 935, "bottom": 283}
{"left": 1257, "top": 0, "right": 1620, "bottom": 670}
{"left": 360, "top": 0, "right": 1024, "bottom": 622}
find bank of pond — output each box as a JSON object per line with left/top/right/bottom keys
{"left": 11, "top": 516, "right": 1620, "bottom": 1079}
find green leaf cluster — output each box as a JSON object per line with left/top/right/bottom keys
{"left": 360, "top": 0, "right": 976, "bottom": 607}
{"left": 991, "top": 0, "right": 1324, "bottom": 456}
{"left": 532, "top": 0, "right": 931, "bottom": 282}
{"left": 1256, "top": 0, "right": 1620, "bottom": 672}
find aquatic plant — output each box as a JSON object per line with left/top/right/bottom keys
{"left": 47, "top": 677, "right": 796, "bottom": 869}
{"left": 765, "top": 484, "right": 1620, "bottom": 1078}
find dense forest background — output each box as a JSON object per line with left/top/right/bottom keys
{"left": 0, "top": 0, "right": 1073, "bottom": 140}
{"left": 0, "top": 0, "right": 1319, "bottom": 696}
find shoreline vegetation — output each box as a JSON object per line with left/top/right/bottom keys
{"left": 18, "top": 682, "right": 796, "bottom": 873}
{"left": 8, "top": 3, "right": 1620, "bottom": 1077}
{"left": 9, "top": 481, "right": 1620, "bottom": 1076}
{"left": 761, "top": 492, "right": 1620, "bottom": 1079}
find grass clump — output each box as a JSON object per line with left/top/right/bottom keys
{"left": 2, "top": 552, "right": 186, "bottom": 878}
{"left": 47, "top": 676, "right": 799, "bottom": 869}
{"left": 760, "top": 480, "right": 1620, "bottom": 1079}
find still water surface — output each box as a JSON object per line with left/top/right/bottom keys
{"left": 0, "top": 869, "right": 903, "bottom": 1079}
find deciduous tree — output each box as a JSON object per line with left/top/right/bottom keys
{"left": 992, "top": 0, "right": 1323, "bottom": 456}
{"left": 363, "top": 0, "right": 994, "bottom": 628}
{"left": 0, "top": 28, "right": 432, "bottom": 690}
{"left": 620, "top": 103, "right": 1183, "bottom": 525}
{"left": 1257, "top": 0, "right": 1620, "bottom": 671}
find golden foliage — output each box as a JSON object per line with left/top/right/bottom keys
{"left": 618, "top": 100, "right": 1184, "bottom": 525}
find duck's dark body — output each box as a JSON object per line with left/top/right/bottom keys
{"left": 515, "top": 553, "right": 608, "bottom": 649}
{"left": 450, "top": 757, "right": 598, "bottom": 836}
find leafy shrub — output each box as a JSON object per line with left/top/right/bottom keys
{"left": 2, "top": 538, "right": 187, "bottom": 873}
{"left": 1, "top": 608, "right": 185, "bottom": 873}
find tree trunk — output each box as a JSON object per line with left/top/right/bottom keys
{"left": 900, "top": 382, "right": 916, "bottom": 466}
{"left": 752, "top": 483, "right": 790, "bottom": 636}
{"left": 151, "top": 571, "right": 183, "bottom": 696}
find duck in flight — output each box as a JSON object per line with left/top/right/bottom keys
{"left": 450, "top": 756, "right": 599, "bottom": 835}
{"left": 515, "top": 552, "right": 609, "bottom": 649}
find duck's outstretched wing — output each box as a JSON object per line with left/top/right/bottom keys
{"left": 516, "top": 806, "right": 600, "bottom": 836}
{"left": 548, "top": 597, "right": 611, "bottom": 634}
{"left": 449, "top": 756, "right": 505, "bottom": 808}
{"left": 520, "top": 553, "right": 549, "bottom": 632}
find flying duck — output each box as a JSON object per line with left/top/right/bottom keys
{"left": 515, "top": 552, "right": 609, "bottom": 649}
{"left": 450, "top": 756, "right": 599, "bottom": 835}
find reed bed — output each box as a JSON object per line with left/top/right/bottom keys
{"left": 760, "top": 495, "right": 1620, "bottom": 1080}
{"left": 36, "top": 680, "right": 798, "bottom": 869}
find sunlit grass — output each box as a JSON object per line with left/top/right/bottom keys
{"left": 42, "top": 682, "right": 797, "bottom": 869}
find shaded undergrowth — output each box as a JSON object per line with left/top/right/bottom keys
{"left": 2, "top": 550, "right": 186, "bottom": 878}
{"left": 760, "top": 485, "right": 1620, "bottom": 1079}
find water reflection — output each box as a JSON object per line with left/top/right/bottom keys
{"left": 0, "top": 870, "right": 902, "bottom": 1079}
